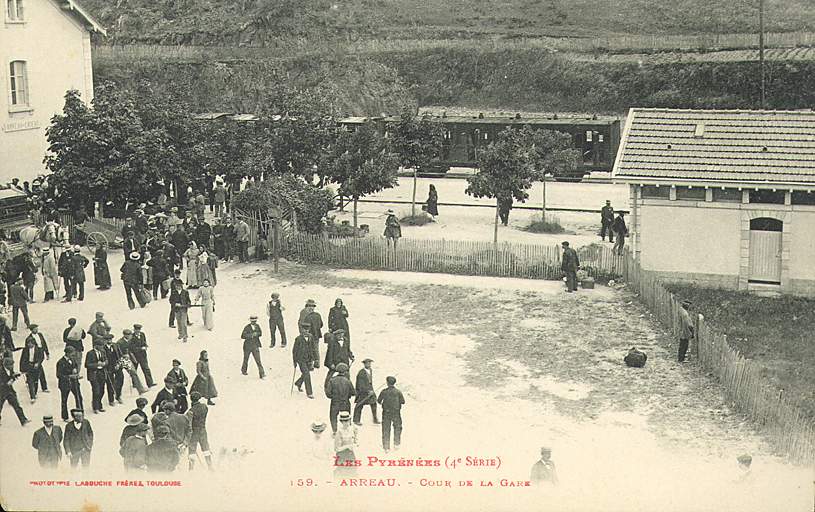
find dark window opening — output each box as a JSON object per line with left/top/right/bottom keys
{"left": 641, "top": 185, "right": 670, "bottom": 199}
{"left": 749, "top": 190, "right": 785, "bottom": 204}
{"left": 712, "top": 188, "right": 742, "bottom": 202}
{"left": 676, "top": 187, "right": 706, "bottom": 200}
{"left": 749, "top": 217, "right": 783, "bottom": 232}
{"left": 791, "top": 191, "right": 815, "bottom": 205}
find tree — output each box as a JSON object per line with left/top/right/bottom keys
{"left": 44, "top": 86, "right": 167, "bottom": 212}
{"left": 521, "top": 128, "right": 581, "bottom": 221}
{"left": 465, "top": 128, "right": 537, "bottom": 243}
{"left": 232, "top": 174, "right": 334, "bottom": 234}
{"left": 389, "top": 106, "right": 445, "bottom": 216}
{"left": 326, "top": 123, "right": 399, "bottom": 230}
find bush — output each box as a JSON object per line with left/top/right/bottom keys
{"left": 233, "top": 175, "right": 334, "bottom": 234}
{"left": 325, "top": 216, "right": 367, "bottom": 238}
{"left": 400, "top": 212, "right": 433, "bottom": 226}
{"left": 522, "top": 215, "right": 565, "bottom": 234}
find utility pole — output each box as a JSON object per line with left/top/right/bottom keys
{"left": 759, "top": 0, "right": 766, "bottom": 109}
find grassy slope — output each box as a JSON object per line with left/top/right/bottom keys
{"left": 82, "top": 0, "right": 815, "bottom": 45}
{"left": 666, "top": 285, "right": 815, "bottom": 420}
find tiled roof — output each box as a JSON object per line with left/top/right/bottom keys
{"left": 61, "top": 1, "right": 106, "bottom": 35}
{"left": 613, "top": 109, "right": 815, "bottom": 185}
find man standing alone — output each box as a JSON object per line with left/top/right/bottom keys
{"left": 240, "top": 316, "right": 265, "bottom": 379}
{"left": 600, "top": 200, "right": 614, "bottom": 242}
{"left": 612, "top": 211, "right": 628, "bottom": 256}
{"left": 560, "top": 241, "right": 580, "bottom": 293}
{"left": 63, "top": 408, "right": 93, "bottom": 468}
{"left": 678, "top": 300, "right": 695, "bottom": 363}
{"left": 234, "top": 218, "right": 250, "bottom": 263}
{"left": 266, "top": 292, "right": 286, "bottom": 348}
{"left": 378, "top": 376, "right": 405, "bottom": 452}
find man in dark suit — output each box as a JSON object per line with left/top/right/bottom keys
{"left": 57, "top": 346, "right": 84, "bottom": 421}
{"left": 32, "top": 415, "right": 63, "bottom": 468}
{"left": 169, "top": 280, "right": 191, "bottom": 342}
{"left": 240, "top": 316, "right": 265, "bottom": 379}
{"left": 9, "top": 278, "right": 30, "bottom": 331}
{"left": 324, "top": 362, "right": 355, "bottom": 434}
{"left": 0, "top": 357, "right": 29, "bottom": 426}
{"left": 26, "top": 324, "right": 49, "bottom": 393}
{"left": 19, "top": 337, "right": 44, "bottom": 402}
{"left": 323, "top": 331, "right": 351, "bottom": 387}
{"left": 84, "top": 339, "right": 108, "bottom": 413}
{"left": 292, "top": 326, "right": 317, "bottom": 399}
{"left": 560, "top": 241, "right": 580, "bottom": 293}
{"left": 130, "top": 324, "right": 155, "bottom": 388}
{"left": 57, "top": 248, "right": 74, "bottom": 301}
{"left": 298, "top": 299, "right": 323, "bottom": 342}
{"left": 63, "top": 408, "right": 93, "bottom": 468}
{"left": 353, "top": 358, "right": 379, "bottom": 425}
{"left": 378, "top": 376, "right": 405, "bottom": 452}
{"left": 151, "top": 377, "right": 178, "bottom": 414}
{"left": 103, "top": 335, "right": 125, "bottom": 406}
{"left": 70, "top": 246, "right": 89, "bottom": 301}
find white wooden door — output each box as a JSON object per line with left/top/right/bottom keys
{"left": 749, "top": 230, "right": 782, "bottom": 283}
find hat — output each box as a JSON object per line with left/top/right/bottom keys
{"left": 249, "top": 315, "right": 258, "bottom": 320}
{"left": 541, "top": 446, "right": 552, "bottom": 454}
{"left": 386, "top": 209, "right": 394, "bottom": 214}
{"left": 561, "top": 241, "right": 570, "bottom": 247}
{"left": 136, "top": 397, "right": 148, "bottom": 407}
{"left": 156, "top": 424, "right": 171, "bottom": 435}
{"left": 271, "top": 292, "right": 280, "bottom": 299}
{"left": 311, "top": 421, "right": 327, "bottom": 433}
{"left": 28, "top": 324, "right": 38, "bottom": 330}
{"left": 104, "top": 333, "right": 114, "bottom": 340}
{"left": 43, "top": 415, "right": 53, "bottom": 421}
{"left": 133, "top": 324, "right": 142, "bottom": 329}
{"left": 163, "top": 376, "right": 176, "bottom": 384}
{"left": 161, "top": 400, "right": 177, "bottom": 411}
{"left": 64, "top": 345, "right": 76, "bottom": 353}
{"left": 189, "top": 391, "right": 202, "bottom": 402}
{"left": 681, "top": 300, "right": 692, "bottom": 307}
{"left": 172, "top": 359, "right": 181, "bottom": 366}
{"left": 362, "top": 358, "right": 373, "bottom": 364}
{"left": 338, "top": 411, "right": 351, "bottom": 421}
{"left": 42, "top": 247, "right": 50, "bottom": 252}
{"left": 129, "top": 252, "right": 140, "bottom": 260}
{"left": 335, "top": 363, "right": 349, "bottom": 373}
{"left": 95, "top": 312, "right": 105, "bottom": 318}
{"left": 70, "top": 408, "right": 83, "bottom": 415}
{"left": 73, "top": 245, "right": 81, "bottom": 252}
{"left": 123, "top": 329, "right": 133, "bottom": 335}
{"left": 126, "top": 413, "right": 143, "bottom": 426}
{"left": 386, "top": 376, "right": 396, "bottom": 385}
{"left": 332, "top": 329, "right": 345, "bottom": 335}
{"left": 737, "top": 454, "right": 752, "bottom": 464}
{"left": 305, "top": 299, "right": 316, "bottom": 307}
{"left": 136, "top": 423, "right": 150, "bottom": 432}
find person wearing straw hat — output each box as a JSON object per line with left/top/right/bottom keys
{"left": 383, "top": 209, "right": 401, "bottom": 248}
{"left": 40, "top": 247, "right": 59, "bottom": 302}
{"left": 240, "top": 316, "right": 265, "bottom": 379}
{"left": 333, "top": 411, "right": 358, "bottom": 476}
{"left": 310, "top": 420, "right": 333, "bottom": 464}
{"left": 32, "top": 414, "right": 63, "bottom": 468}
{"left": 678, "top": 300, "right": 694, "bottom": 363}
{"left": 121, "top": 252, "right": 146, "bottom": 310}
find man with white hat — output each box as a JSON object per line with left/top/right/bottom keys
{"left": 120, "top": 252, "right": 146, "bottom": 310}
{"left": 40, "top": 247, "right": 59, "bottom": 302}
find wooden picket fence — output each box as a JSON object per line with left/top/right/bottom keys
{"left": 280, "top": 232, "right": 624, "bottom": 281}
{"left": 623, "top": 253, "right": 815, "bottom": 465}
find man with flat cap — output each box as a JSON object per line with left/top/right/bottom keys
{"left": 378, "top": 376, "right": 405, "bottom": 452}
{"left": 678, "top": 300, "right": 694, "bottom": 363}
{"left": 130, "top": 324, "right": 155, "bottom": 388}
{"left": 63, "top": 408, "right": 93, "bottom": 468}
{"left": 325, "top": 362, "right": 355, "bottom": 434}
{"left": 560, "top": 241, "right": 580, "bottom": 293}
{"left": 87, "top": 312, "right": 111, "bottom": 345}
{"left": 32, "top": 415, "right": 63, "bottom": 468}
{"left": 530, "top": 447, "right": 558, "bottom": 485}
{"left": 353, "top": 358, "right": 379, "bottom": 425}
{"left": 57, "top": 346, "right": 83, "bottom": 421}
{"left": 240, "top": 316, "right": 265, "bottom": 379}
{"left": 84, "top": 339, "right": 108, "bottom": 413}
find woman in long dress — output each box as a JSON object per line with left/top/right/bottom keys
{"left": 93, "top": 242, "right": 112, "bottom": 290}
{"left": 197, "top": 248, "right": 213, "bottom": 285}
{"left": 184, "top": 241, "right": 199, "bottom": 288}
{"left": 425, "top": 184, "right": 439, "bottom": 220}
{"left": 196, "top": 279, "right": 215, "bottom": 331}
{"left": 190, "top": 350, "right": 218, "bottom": 405}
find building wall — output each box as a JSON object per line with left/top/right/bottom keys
{"left": 0, "top": 0, "right": 94, "bottom": 183}
{"left": 633, "top": 190, "right": 815, "bottom": 296}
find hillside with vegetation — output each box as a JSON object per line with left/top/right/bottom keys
{"left": 84, "top": 0, "right": 815, "bottom": 46}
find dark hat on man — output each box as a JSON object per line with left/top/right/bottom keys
{"left": 335, "top": 363, "right": 348, "bottom": 373}
{"left": 172, "top": 359, "right": 181, "bottom": 365}
{"left": 156, "top": 424, "right": 171, "bottom": 435}
{"left": 137, "top": 423, "right": 150, "bottom": 432}
{"left": 681, "top": 300, "right": 692, "bottom": 307}
{"left": 95, "top": 312, "right": 105, "bottom": 318}
{"left": 163, "top": 376, "right": 176, "bottom": 384}
{"left": 133, "top": 324, "right": 143, "bottom": 329}
{"left": 28, "top": 324, "right": 38, "bottom": 330}
{"left": 249, "top": 315, "right": 258, "bottom": 320}
{"left": 189, "top": 391, "right": 202, "bottom": 402}
{"left": 43, "top": 415, "right": 53, "bottom": 421}
{"left": 161, "top": 400, "right": 177, "bottom": 411}
{"left": 561, "top": 241, "right": 570, "bottom": 247}
{"left": 70, "top": 408, "right": 83, "bottom": 415}
{"left": 386, "top": 376, "right": 397, "bottom": 385}
{"left": 93, "top": 339, "right": 105, "bottom": 347}
{"left": 104, "top": 333, "right": 114, "bottom": 340}
{"left": 136, "top": 397, "right": 148, "bottom": 407}
{"left": 737, "top": 454, "right": 752, "bottom": 464}
{"left": 362, "top": 358, "right": 373, "bottom": 364}
{"left": 305, "top": 299, "right": 316, "bottom": 307}
{"left": 64, "top": 345, "right": 76, "bottom": 353}
{"left": 123, "top": 329, "right": 133, "bottom": 335}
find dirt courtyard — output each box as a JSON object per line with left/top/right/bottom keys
{"left": 0, "top": 254, "right": 811, "bottom": 512}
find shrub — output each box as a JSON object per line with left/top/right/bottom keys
{"left": 523, "top": 215, "right": 565, "bottom": 234}
{"left": 400, "top": 212, "right": 433, "bottom": 226}
{"left": 233, "top": 175, "right": 334, "bottom": 234}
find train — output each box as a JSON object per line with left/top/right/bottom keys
{"left": 339, "top": 110, "right": 622, "bottom": 180}
{"left": 193, "top": 109, "right": 622, "bottom": 181}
